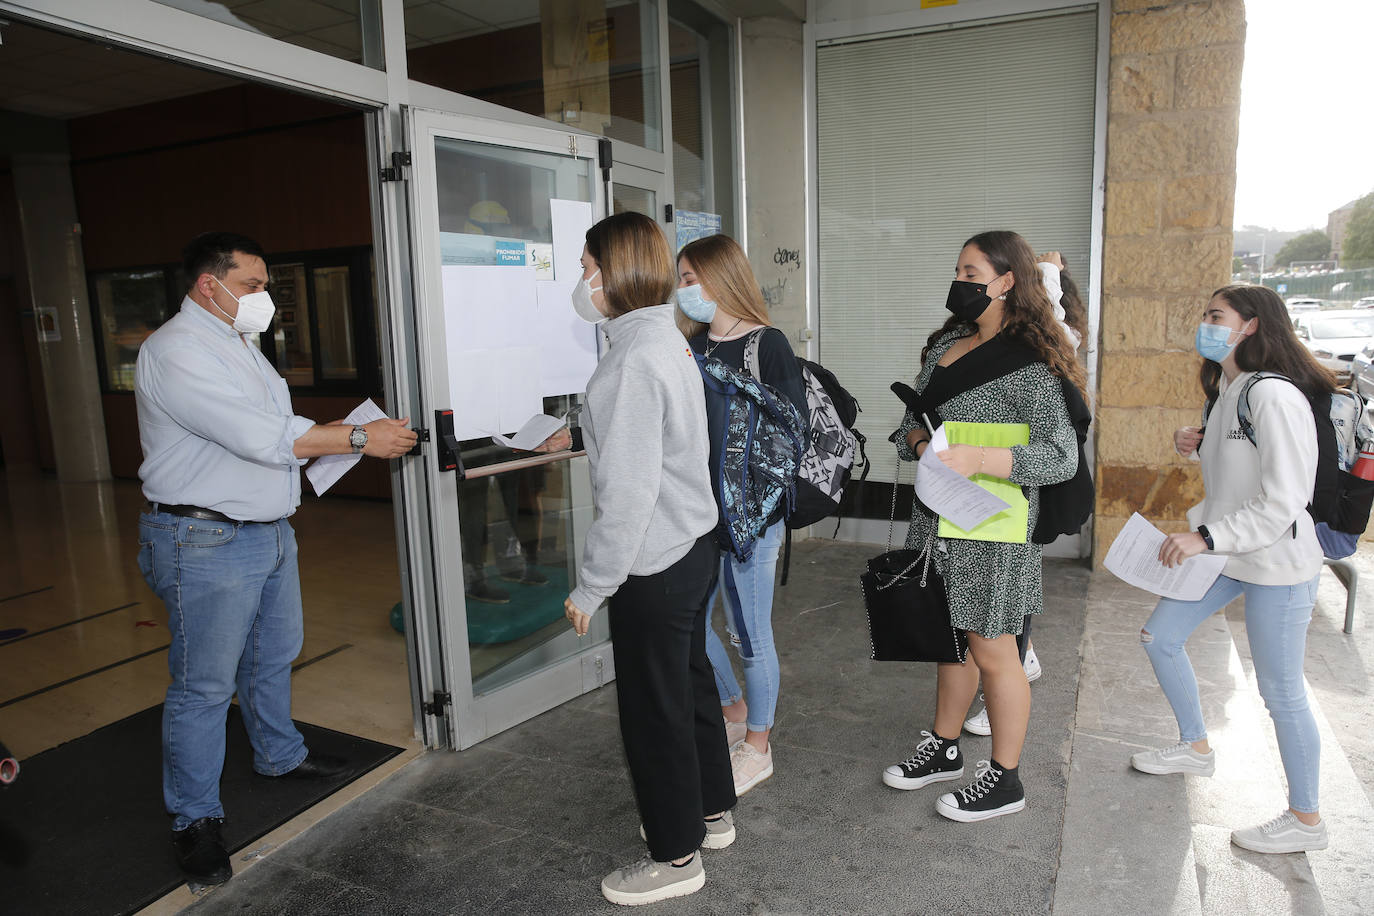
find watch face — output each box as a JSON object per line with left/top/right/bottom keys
{"left": 350, "top": 427, "right": 367, "bottom": 449}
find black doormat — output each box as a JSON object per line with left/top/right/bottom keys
{"left": 0, "top": 704, "right": 403, "bottom": 915}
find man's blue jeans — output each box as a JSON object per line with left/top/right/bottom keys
{"left": 1142, "top": 572, "right": 1322, "bottom": 812}
{"left": 139, "top": 510, "right": 308, "bottom": 830}
{"left": 705, "top": 520, "right": 784, "bottom": 732}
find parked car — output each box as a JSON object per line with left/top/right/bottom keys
{"left": 1353, "top": 296, "right": 1374, "bottom": 309}
{"left": 1353, "top": 342, "right": 1374, "bottom": 399}
{"left": 1286, "top": 297, "right": 1326, "bottom": 312}
{"left": 1292, "top": 310, "right": 1374, "bottom": 386}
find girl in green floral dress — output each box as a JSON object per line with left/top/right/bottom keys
{"left": 879, "top": 230, "right": 1083, "bottom": 822}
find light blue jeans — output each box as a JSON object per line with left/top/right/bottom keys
{"left": 1142, "top": 572, "right": 1322, "bottom": 812}
{"left": 139, "top": 511, "right": 308, "bottom": 830}
{"left": 705, "top": 520, "right": 783, "bottom": 732}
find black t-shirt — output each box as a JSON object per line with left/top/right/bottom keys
{"left": 688, "top": 326, "right": 808, "bottom": 418}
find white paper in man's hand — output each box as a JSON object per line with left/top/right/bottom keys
{"left": 492, "top": 413, "right": 566, "bottom": 451}
{"left": 914, "top": 425, "right": 1011, "bottom": 531}
{"left": 306, "top": 398, "right": 389, "bottom": 496}
{"left": 1104, "top": 512, "right": 1227, "bottom": 601}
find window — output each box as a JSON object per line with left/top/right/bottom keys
{"left": 668, "top": 2, "right": 735, "bottom": 237}
{"left": 151, "top": 0, "right": 383, "bottom": 68}
{"left": 89, "top": 247, "right": 377, "bottom": 395}
{"left": 405, "top": 1, "right": 663, "bottom": 152}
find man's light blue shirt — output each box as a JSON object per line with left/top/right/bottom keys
{"left": 136, "top": 297, "right": 315, "bottom": 522}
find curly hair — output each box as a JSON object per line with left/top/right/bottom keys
{"left": 922, "top": 230, "right": 1087, "bottom": 398}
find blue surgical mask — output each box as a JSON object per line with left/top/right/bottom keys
{"left": 676, "top": 283, "right": 717, "bottom": 323}
{"left": 1195, "top": 321, "right": 1248, "bottom": 362}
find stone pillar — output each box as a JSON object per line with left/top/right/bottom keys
{"left": 739, "top": 16, "right": 807, "bottom": 353}
{"left": 1094, "top": 0, "right": 1246, "bottom": 560}
{"left": 12, "top": 154, "right": 112, "bottom": 482}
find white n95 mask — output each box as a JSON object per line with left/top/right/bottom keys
{"left": 572, "top": 269, "right": 607, "bottom": 324}
{"left": 211, "top": 275, "right": 276, "bottom": 334}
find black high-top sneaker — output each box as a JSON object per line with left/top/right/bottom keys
{"left": 935, "top": 759, "right": 1026, "bottom": 822}
{"left": 881, "top": 730, "right": 964, "bottom": 790}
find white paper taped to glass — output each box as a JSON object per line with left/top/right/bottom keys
{"left": 1104, "top": 512, "right": 1227, "bottom": 601}
{"left": 491, "top": 413, "right": 566, "bottom": 451}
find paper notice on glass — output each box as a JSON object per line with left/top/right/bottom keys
{"left": 305, "top": 398, "right": 389, "bottom": 496}
{"left": 914, "top": 426, "right": 1012, "bottom": 532}
{"left": 1104, "top": 512, "right": 1227, "bottom": 601}
{"left": 492, "top": 413, "right": 566, "bottom": 451}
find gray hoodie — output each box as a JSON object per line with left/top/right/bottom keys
{"left": 568, "top": 303, "right": 717, "bottom": 616}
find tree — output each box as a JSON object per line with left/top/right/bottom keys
{"left": 1343, "top": 192, "right": 1374, "bottom": 267}
{"left": 1273, "top": 230, "right": 1332, "bottom": 268}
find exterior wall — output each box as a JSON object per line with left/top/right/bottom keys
{"left": 1094, "top": 0, "right": 1247, "bottom": 560}
{"left": 1328, "top": 203, "right": 1354, "bottom": 263}
{"left": 739, "top": 16, "right": 808, "bottom": 354}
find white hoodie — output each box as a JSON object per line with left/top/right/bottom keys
{"left": 1185, "top": 371, "right": 1324, "bottom": 585}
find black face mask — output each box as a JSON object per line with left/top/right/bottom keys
{"left": 945, "top": 280, "right": 992, "bottom": 322}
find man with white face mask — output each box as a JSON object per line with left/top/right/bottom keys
{"left": 134, "top": 232, "right": 416, "bottom": 886}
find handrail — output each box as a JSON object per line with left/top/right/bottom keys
{"left": 461, "top": 449, "right": 585, "bottom": 479}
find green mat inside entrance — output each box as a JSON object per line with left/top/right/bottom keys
{"left": 466, "top": 564, "right": 569, "bottom": 644}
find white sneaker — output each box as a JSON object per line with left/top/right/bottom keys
{"left": 601, "top": 852, "right": 705, "bottom": 906}
{"left": 963, "top": 705, "right": 991, "bottom": 737}
{"left": 730, "top": 741, "right": 773, "bottom": 796}
{"left": 638, "top": 811, "right": 736, "bottom": 850}
{"left": 724, "top": 719, "right": 747, "bottom": 748}
{"left": 1023, "top": 646, "right": 1041, "bottom": 683}
{"left": 1130, "top": 741, "right": 1215, "bottom": 776}
{"left": 1231, "top": 810, "right": 1329, "bottom": 854}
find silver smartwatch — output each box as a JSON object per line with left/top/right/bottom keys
{"left": 349, "top": 425, "right": 368, "bottom": 453}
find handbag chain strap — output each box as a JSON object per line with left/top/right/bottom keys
{"left": 878, "top": 453, "right": 936, "bottom": 591}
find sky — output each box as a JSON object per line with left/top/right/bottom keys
{"left": 1233, "top": 0, "right": 1374, "bottom": 231}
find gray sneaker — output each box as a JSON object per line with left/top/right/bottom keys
{"left": 638, "top": 811, "right": 735, "bottom": 850}
{"left": 1231, "top": 810, "right": 1329, "bottom": 854}
{"left": 1130, "top": 741, "right": 1215, "bottom": 776}
{"left": 601, "top": 852, "right": 705, "bottom": 906}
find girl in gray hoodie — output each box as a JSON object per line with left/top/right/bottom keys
{"left": 561, "top": 212, "right": 735, "bottom": 906}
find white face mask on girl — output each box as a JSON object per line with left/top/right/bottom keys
{"left": 572, "top": 269, "right": 606, "bottom": 324}
{"left": 210, "top": 275, "right": 276, "bottom": 333}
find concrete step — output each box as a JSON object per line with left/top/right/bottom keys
{"left": 1054, "top": 572, "right": 1367, "bottom": 915}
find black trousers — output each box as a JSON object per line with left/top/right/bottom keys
{"left": 608, "top": 534, "right": 737, "bottom": 861}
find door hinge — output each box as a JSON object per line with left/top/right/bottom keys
{"left": 598, "top": 137, "right": 612, "bottom": 183}
{"left": 380, "top": 150, "right": 411, "bottom": 182}
{"left": 407, "top": 426, "right": 430, "bottom": 456}
{"left": 422, "top": 690, "right": 451, "bottom": 717}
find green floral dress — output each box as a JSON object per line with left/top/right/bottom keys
{"left": 894, "top": 331, "right": 1078, "bottom": 638}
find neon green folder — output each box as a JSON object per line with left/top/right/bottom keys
{"left": 937, "top": 421, "right": 1030, "bottom": 544}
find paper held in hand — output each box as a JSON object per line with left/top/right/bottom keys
{"left": 306, "top": 398, "right": 389, "bottom": 496}
{"left": 492, "top": 413, "right": 566, "bottom": 451}
{"left": 914, "top": 425, "right": 1012, "bottom": 533}
{"left": 1104, "top": 512, "right": 1228, "bottom": 601}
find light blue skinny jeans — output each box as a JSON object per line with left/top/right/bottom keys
{"left": 1142, "top": 572, "right": 1322, "bottom": 813}
{"left": 139, "top": 510, "right": 309, "bottom": 830}
{"left": 704, "top": 520, "right": 783, "bottom": 732}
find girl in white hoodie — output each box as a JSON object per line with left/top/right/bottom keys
{"left": 1133, "top": 283, "right": 1335, "bottom": 855}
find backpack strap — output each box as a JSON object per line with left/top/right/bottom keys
{"left": 743, "top": 327, "right": 767, "bottom": 379}
{"left": 1234, "top": 371, "right": 1293, "bottom": 448}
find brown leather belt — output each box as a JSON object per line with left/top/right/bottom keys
{"left": 147, "top": 502, "right": 262, "bottom": 524}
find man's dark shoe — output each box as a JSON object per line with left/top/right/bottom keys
{"left": 274, "top": 753, "right": 349, "bottom": 779}
{"left": 466, "top": 580, "right": 510, "bottom": 604}
{"left": 173, "top": 816, "right": 230, "bottom": 885}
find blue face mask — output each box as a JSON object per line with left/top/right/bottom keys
{"left": 676, "top": 283, "right": 717, "bottom": 323}
{"left": 1195, "top": 321, "right": 1248, "bottom": 362}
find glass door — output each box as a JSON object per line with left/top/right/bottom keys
{"left": 610, "top": 161, "right": 670, "bottom": 233}
{"left": 406, "top": 108, "right": 612, "bottom": 749}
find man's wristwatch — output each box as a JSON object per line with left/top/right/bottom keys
{"left": 349, "top": 425, "right": 368, "bottom": 453}
{"left": 1197, "top": 524, "right": 1214, "bottom": 551}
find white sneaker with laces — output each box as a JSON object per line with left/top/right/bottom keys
{"left": 601, "top": 852, "right": 705, "bottom": 906}
{"left": 730, "top": 741, "right": 773, "bottom": 796}
{"left": 963, "top": 705, "right": 991, "bottom": 737}
{"left": 1231, "top": 810, "right": 1329, "bottom": 854}
{"left": 1023, "top": 646, "right": 1041, "bottom": 683}
{"left": 1130, "top": 741, "right": 1215, "bottom": 776}
{"left": 724, "top": 719, "right": 747, "bottom": 748}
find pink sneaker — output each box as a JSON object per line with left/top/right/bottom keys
{"left": 730, "top": 741, "right": 773, "bottom": 795}
{"left": 724, "top": 719, "right": 747, "bottom": 748}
